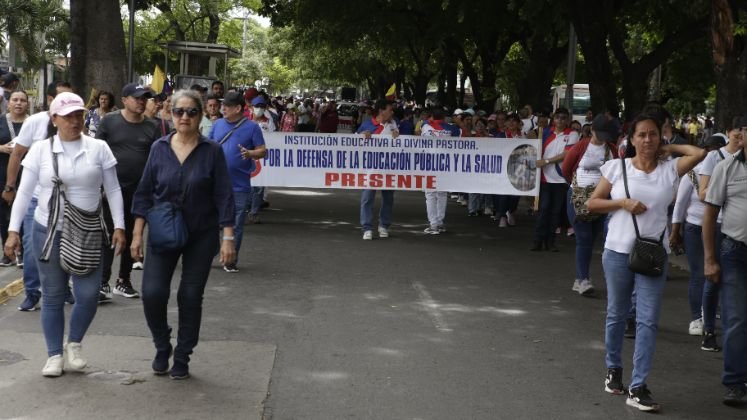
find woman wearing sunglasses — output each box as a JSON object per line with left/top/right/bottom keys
{"left": 131, "top": 89, "right": 235, "bottom": 380}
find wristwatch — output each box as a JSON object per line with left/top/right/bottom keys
{"left": 222, "top": 236, "right": 235, "bottom": 241}
{"left": 544, "top": 159, "right": 550, "bottom": 165}
{"left": 3, "top": 185, "right": 15, "bottom": 193}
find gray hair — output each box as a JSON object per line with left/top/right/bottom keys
{"left": 171, "top": 89, "right": 204, "bottom": 114}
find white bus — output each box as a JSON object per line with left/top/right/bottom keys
{"left": 551, "top": 84, "right": 591, "bottom": 123}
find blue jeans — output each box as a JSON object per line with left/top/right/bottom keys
{"left": 534, "top": 183, "right": 567, "bottom": 242}
{"left": 573, "top": 223, "right": 606, "bottom": 281}
{"left": 33, "top": 222, "right": 102, "bottom": 357}
{"left": 232, "top": 191, "right": 252, "bottom": 263}
{"left": 249, "top": 187, "right": 265, "bottom": 216}
{"left": 467, "top": 194, "right": 484, "bottom": 213}
{"left": 22, "top": 198, "right": 41, "bottom": 297}
{"left": 683, "top": 222, "right": 720, "bottom": 331}
{"left": 360, "top": 190, "right": 394, "bottom": 231}
{"left": 567, "top": 188, "right": 606, "bottom": 280}
{"left": 720, "top": 236, "right": 747, "bottom": 387}
{"left": 603, "top": 248, "right": 667, "bottom": 389}
{"left": 141, "top": 228, "right": 219, "bottom": 364}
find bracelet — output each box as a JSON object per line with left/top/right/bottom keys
{"left": 222, "top": 236, "right": 235, "bottom": 241}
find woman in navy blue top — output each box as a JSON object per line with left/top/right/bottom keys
{"left": 131, "top": 89, "right": 235, "bottom": 379}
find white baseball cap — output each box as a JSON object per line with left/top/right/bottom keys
{"left": 49, "top": 92, "right": 87, "bottom": 116}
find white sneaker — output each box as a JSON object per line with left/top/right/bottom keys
{"left": 577, "top": 279, "right": 594, "bottom": 296}
{"left": 571, "top": 279, "right": 581, "bottom": 292}
{"left": 42, "top": 355, "right": 63, "bottom": 377}
{"left": 362, "top": 230, "right": 373, "bottom": 240}
{"left": 65, "top": 342, "right": 87, "bottom": 371}
{"left": 506, "top": 211, "right": 516, "bottom": 226}
{"left": 689, "top": 318, "right": 704, "bottom": 336}
{"left": 423, "top": 226, "right": 440, "bottom": 235}
{"left": 132, "top": 261, "right": 144, "bottom": 270}
{"left": 498, "top": 217, "right": 508, "bottom": 228}
{"left": 378, "top": 227, "right": 389, "bottom": 238}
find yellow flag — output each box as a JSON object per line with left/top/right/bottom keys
{"left": 85, "top": 88, "right": 98, "bottom": 109}
{"left": 385, "top": 83, "right": 396, "bottom": 99}
{"left": 151, "top": 65, "right": 166, "bottom": 94}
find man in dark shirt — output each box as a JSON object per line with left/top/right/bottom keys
{"left": 96, "top": 83, "right": 159, "bottom": 301}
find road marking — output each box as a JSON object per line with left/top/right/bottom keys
{"left": 0, "top": 278, "right": 23, "bottom": 305}
{"left": 412, "top": 281, "right": 452, "bottom": 333}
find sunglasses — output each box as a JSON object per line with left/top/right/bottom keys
{"left": 173, "top": 107, "right": 201, "bottom": 118}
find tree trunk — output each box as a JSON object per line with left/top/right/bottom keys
{"left": 518, "top": 38, "right": 567, "bottom": 112}
{"left": 619, "top": 68, "right": 651, "bottom": 121}
{"left": 712, "top": 0, "right": 747, "bottom": 130}
{"left": 568, "top": 0, "right": 620, "bottom": 117}
{"left": 412, "top": 73, "right": 429, "bottom": 107}
{"left": 458, "top": 73, "right": 466, "bottom": 107}
{"left": 70, "top": 0, "right": 126, "bottom": 106}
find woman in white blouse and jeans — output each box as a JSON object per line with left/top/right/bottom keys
{"left": 587, "top": 113, "right": 705, "bottom": 412}
{"left": 4, "top": 92, "right": 126, "bottom": 377}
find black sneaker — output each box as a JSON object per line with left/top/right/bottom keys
{"left": 604, "top": 367, "right": 626, "bottom": 395}
{"left": 18, "top": 294, "right": 40, "bottom": 311}
{"left": 152, "top": 344, "right": 173, "bottom": 375}
{"left": 624, "top": 318, "right": 636, "bottom": 338}
{"left": 113, "top": 278, "right": 140, "bottom": 298}
{"left": 701, "top": 332, "right": 721, "bottom": 352}
{"left": 98, "top": 283, "right": 113, "bottom": 304}
{"left": 626, "top": 385, "right": 660, "bottom": 412}
{"left": 0, "top": 255, "right": 14, "bottom": 267}
{"left": 723, "top": 384, "right": 746, "bottom": 406}
{"left": 169, "top": 360, "right": 190, "bottom": 380}
{"left": 223, "top": 264, "right": 239, "bottom": 273}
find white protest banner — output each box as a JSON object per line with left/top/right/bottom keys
{"left": 251, "top": 132, "right": 540, "bottom": 195}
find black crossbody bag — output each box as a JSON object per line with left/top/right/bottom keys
{"left": 621, "top": 159, "right": 667, "bottom": 277}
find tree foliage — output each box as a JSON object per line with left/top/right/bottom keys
{"left": 0, "top": 0, "right": 67, "bottom": 69}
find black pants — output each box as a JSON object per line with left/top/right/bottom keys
{"left": 102, "top": 187, "right": 136, "bottom": 284}
{"left": 141, "top": 228, "right": 218, "bottom": 364}
{"left": 534, "top": 182, "right": 568, "bottom": 242}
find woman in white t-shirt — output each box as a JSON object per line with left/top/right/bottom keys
{"left": 587, "top": 114, "right": 705, "bottom": 412}
{"left": 4, "top": 93, "right": 126, "bottom": 378}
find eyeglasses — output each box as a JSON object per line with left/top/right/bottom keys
{"left": 173, "top": 107, "right": 201, "bottom": 118}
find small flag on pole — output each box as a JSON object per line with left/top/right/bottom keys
{"left": 151, "top": 65, "right": 167, "bottom": 94}
{"left": 385, "top": 83, "right": 396, "bottom": 100}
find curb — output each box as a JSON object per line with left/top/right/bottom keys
{"left": 0, "top": 278, "right": 23, "bottom": 305}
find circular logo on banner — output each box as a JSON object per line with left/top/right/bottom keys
{"left": 250, "top": 160, "right": 262, "bottom": 178}
{"left": 507, "top": 144, "right": 538, "bottom": 192}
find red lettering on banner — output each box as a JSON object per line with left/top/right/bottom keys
{"left": 325, "top": 173, "right": 340, "bottom": 186}
{"left": 323, "top": 173, "right": 437, "bottom": 190}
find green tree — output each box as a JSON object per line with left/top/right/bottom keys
{"left": 711, "top": 0, "right": 747, "bottom": 129}
{"left": 70, "top": 0, "right": 127, "bottom": 102}
{"left": 132, "top": 0, "right": 261, "bottom": 76}
{"left": 0, "top": 0, "right": 66, "bottom": 69}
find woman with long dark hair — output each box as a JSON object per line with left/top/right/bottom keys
{"left": 587, "top": 113, "right": 705, "bottom": 412}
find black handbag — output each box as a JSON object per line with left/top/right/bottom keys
{"left": 40, "top": 137, "right": 108, "bottom": 276}
{"left": 620, "top": 158, "right": 667, "bottom": 277}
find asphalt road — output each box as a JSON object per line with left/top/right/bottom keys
{"left": 1, "top": 188, "right": 744, "bottom": 420}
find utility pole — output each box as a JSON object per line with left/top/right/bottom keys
{"left": 127, "top": 0, "right": 135, "bottom": 82}
{"left": 564, "top": 23, "right": 578, "bottom": 112}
